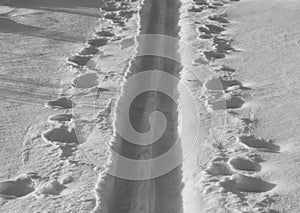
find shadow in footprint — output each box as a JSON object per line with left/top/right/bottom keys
{"left": 199, "top": 34, "right": 213, "bottom": 39}
{"left": 207, "top": 5, "right": 218, "bottom": 9}
{"left": 204, "top": 51, "right": 225, "bottom": 61}
{"left": 86, "top": 38, "right": 108, "bottom": 47}
{"left": 104, "top": 12, "right": 120, "bottom": 21}
{"left": 241, "top": 118, "right": 254, "bottom": 125}
{"left": 205, "top": 77, "right": 242, "bottom": 91}
{"left": 77, "top": 46, "right": 99, "bottom": 56}
{"left": 217, "top": 66, "right": 236, "bottom": 73}
{"left": 45, "top": 97, "right": 74, "bottom": 109}
{"left": 48, "top": 114, "right": 72, "bottom": 122}
{"left": 188, "top": 6, "right": 204, "bottom": 12}
{"left": 198, "top": 26, "right": 210, "bottom": 34}
{"left": 213, "top": 37, "right": 234, "bottom": 53}
{"left": 67, "top": 55, "right": 92, "bottom": 67}
{"left": 119, "top": 10, "right": 135, "bottom": 20}
{"left": 42, "top": 126, "right": 79, "bottom": 144}
{"left": 205, "top": 77, "right": 251, "bottom": 91}
{"left": 208, "top": 14, "right": 229, "bottom": 23}
{"left": 229, "top": 157, "right": 261, "bottom": 172}
{"left": 212, "top": 2, "right": 224, "bottom": 7}
{"left": 238, "top": 136, "right": 280, "bottom": 152}
{"left": 211, "top": 95, "right": 244, "bottom": 110}
{"left": 220, "top": 174, "right": 276, "bottom": 193}
{"left": 94, "top": 30, "right": 114, "bottom": 37}
{"left": 101, "top": 3, "right": 121, "bottom": 12}
{"left": 58, "top": 144, "right": 77, "bottom": 159}
{"left": 205, "top": 24, "right": 225, "bottom": 34}
{"left": 226, "top": 96, "right": 245, "bottom": 109}
{"left": 0, "top": 175, "right": 34, "bottom": 199}
{"left": 194, "top": 0, "right": 209, "bottom": 6}
{"left": 197, "top": 24, "right": 225, "bottom": 41}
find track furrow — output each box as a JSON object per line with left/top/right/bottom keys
{"left": 94, "top": 0, "right": 183, "bottom": 212}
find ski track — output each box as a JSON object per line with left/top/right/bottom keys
{"left": 93, "top": 0, "right": 184, "bottom": 212}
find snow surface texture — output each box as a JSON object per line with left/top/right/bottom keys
{"left": 1, "top": 0, "right": 300, "bottom": 212}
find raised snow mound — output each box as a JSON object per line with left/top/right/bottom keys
{"left": 36, "top": 180, "right": 66, "bottom": 196}
{"left": 205, "top": 161, "right": 233, "bottom": 176}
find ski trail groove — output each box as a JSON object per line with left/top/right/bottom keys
{"left": 93, "top": 0, "right": 183, "bottom": 212}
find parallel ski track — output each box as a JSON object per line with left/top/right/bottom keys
{"left": 97, "top": 0, "right": 184, "bottom": 212}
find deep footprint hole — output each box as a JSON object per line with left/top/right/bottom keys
{"left": 77, "top": 46, "right": 99, "bottom": 56}
{"left": 210, "top": 95, "right": 244, "bottom": 110}
{"left": 67, "top": 55, "right": 92, "bottom": 67}
{"left": 45, "top": 97, "right": 74, "bottom": 109}
{"left": 204, "top": 51, "right": 226, "bottom": 61}
{"left": 48, "top": 114, "right": 72, "bottom": 122}
{"left": 42, "top": 126, "right": 79, "bottom": 144}
{"left": 205, "top": 77, "right": 242, "bottom": 91}
{"left": 239, "top": 136, "right": 280, "bottom": 152}
{"left": 0, "top": 175, "right": 34, "bottom": 198}
{"left": 229, "top": 157, "right": 261, "bottom": 172}
{"left": 220, "top": 174, "right": 276, "bottom": 193}
{"left": 86, "top": 38, "right": 108, "bottom": 47}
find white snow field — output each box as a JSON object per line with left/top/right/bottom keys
{"left": 1, "top": 0, "right": 300, "bottom": 212}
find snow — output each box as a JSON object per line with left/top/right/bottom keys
{"left": 1, "top": 0, "right": 300, "bottom": 212}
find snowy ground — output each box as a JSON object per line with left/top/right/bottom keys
{"left": 1, "top": 0, "right": 300, "bottom": 212}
